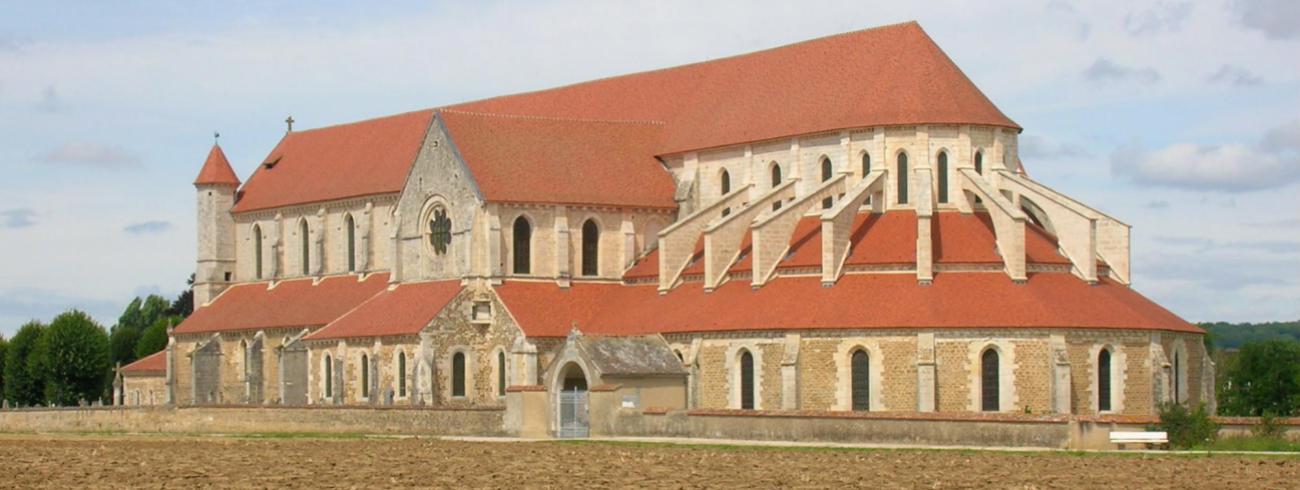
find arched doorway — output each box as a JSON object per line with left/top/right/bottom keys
{"left": 556, "top": 362, "right": 589, "bottom": 437}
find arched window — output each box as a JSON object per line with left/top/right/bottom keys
{"left": 581, "top": 219, "right": 599, "bottom": 277}
{"left": 497, "top": 351, "right": 507, "bottom": 397}
{"left": 253, "top": 224, "right": 263, "bottom": 279}
{"left": 428, "top": 207, "right": 451, "bottom": 256}
{"left": 981, "top": 348, "right": 999, "bottom": 412}
{"left": 452, "top": 352, "right": 466, "bottom": 397}
{"left": 360, "top": 354, "right": 370, "bottom": 398}
{"left": 770, "top": 163, "right": 784, "bottom": 211}
{"left": 299, "top": 219, "right": 310, "bottom": 276}
{"left": 398, "top": 352, "right": 407, "bottom": 398}
{"left": 1098, "top": 348, "right": 1112, "bottom": 412}
{"left": 720, "top": 169, "right": 731, "bottom": 196}
{"left": 937, "top": 151, "right": 949, "bottom": 204}
{"left": 851, "top": 350, "right": 870, "bottom": 411}
{"left": 974, "top": 151, "right": 984, "bottom": 175}
{"left": 324, "top": 354, "right": 333, "bottom": 399}
{"left": 821, "top": 157, "right": 834, "bottom": 209}
{"left": 344, "top": 214, "right": 357, "bottom": 272}
{"left": 739, "top": 350, "right": 755, "bottom": 410}
{"left": 512, "top": 216, "right": 532, "bottom": 275}
{"left": 861, "top": 152, "right": 871, "bottom": 175}
{"left": 897, "top": 153, "right": 910, "bottom": 205}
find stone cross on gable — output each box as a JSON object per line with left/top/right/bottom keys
{"left": 285, "top": 116, "right": 295, "bottom": 132}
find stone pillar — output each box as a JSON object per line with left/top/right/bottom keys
{"left": 165, "top": 328, "right": 175, "bottom": 405}
{"left": 687, "top": 338, "right": 702, "bottom": 409}
{"left": 554, "top": 206, "right": 571, "bottom": 287}
{"left": 1050, "top": 335, "right": 1072, "bottom": 414}
{"left": 620, "top": 214, "right": 636, "bottom": 269}
{"left": 390, "top": 210, "right": 403, "bottom": 284}
{"left": 781, "top": 334, "right": 801, "bottom": 410}
{"left": 916, "top": 333, "right": 936, "bottom": 412}
{"left": 359, "top": 202, "right": 373, "bottom": 272}
{"left": 513, "top": 337, "right": 539, "bottom": 386}
{"left": 487, "top": 210, "right": 503, "bottom": 278}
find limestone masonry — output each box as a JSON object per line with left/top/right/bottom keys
{"left": 119, "top": 22, "right": 1212, "bottom": 440}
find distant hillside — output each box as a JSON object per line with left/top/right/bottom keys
{"left": 1201, "top": 321, "right": 1300, "bottom": 350}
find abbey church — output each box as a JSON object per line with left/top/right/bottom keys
{"left": 120, "top": 22, "right": 1211, "bottom": 436}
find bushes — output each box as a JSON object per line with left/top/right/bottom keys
{"left": 1157, "top": 402, "right": 1219, "bottom": 449}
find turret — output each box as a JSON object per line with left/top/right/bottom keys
{"left": 193, "top": 142, "right": 240, "bottom": 309}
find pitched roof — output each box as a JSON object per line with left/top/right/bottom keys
{"left": 304, "top": 280, "right": 463, "bottom": 341}
{"left": 194, "top": 144, "right": 240, "bottom": 186}
{"left": 231, "top": 111, "right": 433, "bottom": 213}
{"left": 173, "top": 273, "right": 390, "bottom": 334}
{"left": 495, "top": 273, "right": 1201, "bottom": 338}
{"left": 229, "top": 22, "right": 1017, "bottom": 212}
{"left": 438, "top": 110, "right": 677, "bottom": 209}
{"left": 120, "top": 350, "right": 166, "bottom": 375}
{"left": 453, "top": 21, "right": 1017, "bottom": 154}
{"left": 574, "top": 335, "right": 687, "bottom": 377}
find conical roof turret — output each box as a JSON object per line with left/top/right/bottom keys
{"left": 194, "top": 143, "right": 240, "bottom": 186}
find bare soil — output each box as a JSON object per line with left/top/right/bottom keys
{"left": 0, "top": 434, "right": 1295, "bottom": 489}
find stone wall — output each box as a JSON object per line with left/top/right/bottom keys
{"left": 121, "top": 376, "right": 166, "bottom": 406}
{"left": 597, "top": 409, "right": 1072, "bottom": 448}
{"left": 665, "top": 124, "right": 1020, "bottom": 214}
{"left": 0, "top": 406, "right": 503, "bottom": 436}
{"left": 232, "top": 197, "right": 397, "bottom": 282}
{"left": 673, "top": 328, "right": 1209, "bottom": 417}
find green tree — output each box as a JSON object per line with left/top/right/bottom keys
{"left": 166, "top": 274, "right": 195, "bottom": 318}
{"left": 0, "top": 334, "right": 7, "bottom": 400}
{"left": 3, "top": 321, "right": 47, "bottom": 406}
{"left": 109, "top": 295, "right": 172, "bottom": 366}
{"left": 1219, "top": 340, "right": 1300, "bottom": 416}
{"left": 40, "top": 310, "right": 111, "bottom": 406}
{"left": 134, "top": 315, "right": 180, "bottom": 359}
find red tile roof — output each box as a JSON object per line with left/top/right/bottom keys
{"left": 304, "top": 280, "right": 463, "bottom": 341}
{"left": 120, "top": 350, "right": 166, "bottom": 375}
{"left": 173, "top": 274, "right": 390, "bottom": 334}
{"left": 630, "top": 211, "right": 1068, "bottom": 282}
{"left": 194, "top": 144, "right": 240, "bottom": 186}
{"left": 497, "top": 273, "right": 1201, "bottom": 338}
{"left": 439, "top": 110, "right": 677, "bottom": 209}
{"left": 231, "top": 111, "right": 433, "bottom": 213}
{"left": 229, "top": 22, "right": 1017, "bottom": 213}
{"left": 845, "top": 211, "right": 917, "bottom": 265}
{"left": 453, "top": 22, "right": 1017, "bottom": 154}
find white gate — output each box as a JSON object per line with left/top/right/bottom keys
{"left": 558, "top": 389, "right": 589, "bottom": 438}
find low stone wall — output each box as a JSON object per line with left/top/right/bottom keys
{"left": 0, "top": 405, "right": 505, "bottom": 436}
{"left": 596, "top": 408, "right": 1074, "bottom": 449}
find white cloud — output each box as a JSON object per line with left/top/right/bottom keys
{"left": 1, "top": 208, "right": 37, "bottom": 228}
{"left": 1124, "top": 1, "right": 1194, "bottom": 36}
{"left": 1230, "top": 0, "right": 1300, "bottom": 40}
{"left": 1082, "top": 58, "right": 1160, "bottom": 84}
{"left": 123, "top": 220, "right": 172, "bottom": 235}
{"left": 1206, "top": 64, "right": 1263, "bottom": 86}
{"left": 1019, "top": 135, "right": 1092, "bottom": 160}
{"left": 35, "top": 142, "right": 141, "bottom": 168}
{"left": 1111, "top": 120, "right": 1300, "bottom": 191}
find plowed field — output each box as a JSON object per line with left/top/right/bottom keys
{"left": 0, "top": 435, "right": 1295, "bottom": 488}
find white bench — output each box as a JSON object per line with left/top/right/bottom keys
{"left": 1109, "top": 431, "right": 1168, "bottom": 449}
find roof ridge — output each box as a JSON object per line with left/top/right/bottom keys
{"left": 449, "top": 21, "right": 923, "bottom": 112}
{"left": 286, "top": 108, "right": 436, "bottom": 135}
{"left": 438, "top": 108, "right": 665, "bottom": 126}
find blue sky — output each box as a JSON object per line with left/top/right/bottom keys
{"left": 1, "top": 0, "right": 1297, "bottom": 335}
